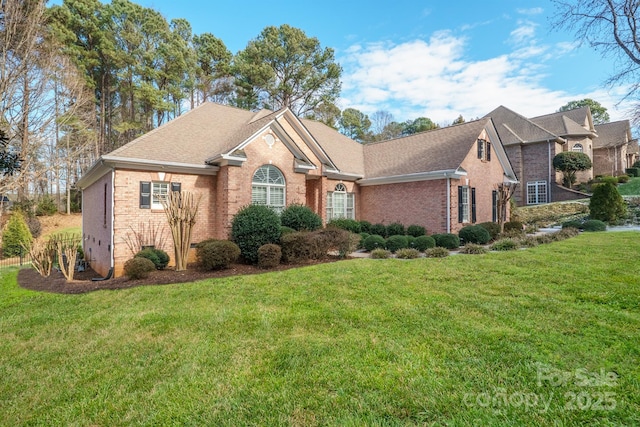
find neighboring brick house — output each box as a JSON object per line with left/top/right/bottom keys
{"left": 78, "top": 102, "right": 516, "bottom": 277}
{"left": 593, "top": 120, "right": 637, "bottom": 176}
{"left": 487, "top": 106, "right": 600, "bottom": 206}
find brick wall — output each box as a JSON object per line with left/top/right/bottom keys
{"left": 594, "top": 145, "right": 628, "bottom": 177}
{"left": 82, "top": 171, "right": 113, "bottom": 277}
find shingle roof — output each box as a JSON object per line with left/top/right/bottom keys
{"left": 529, "top": 107, "right": 594, "bottom": 136}
{"left": 301, "top": 119, "right": 365, "bottom": 176}
{"left": 363, "top": 119, "right": 490, "bottom": 178}
{"left": 485, "top": 106, "right": 558, "bottom": 145}
{"left": 594, "top": 120, "right": 632, "bottom": 149}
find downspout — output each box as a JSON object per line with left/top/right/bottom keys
{"left": 446, "top": 175, "right": 451, "bottom": 234}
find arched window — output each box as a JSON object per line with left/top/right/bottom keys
{"left": 572, "top": 143, "right": 584, "bottom": 153}
{"left": 327, "top": 183, "right": 355, "bottom": 220}
{"left": 252, "top": 165, "right": 285, "bottom": 212}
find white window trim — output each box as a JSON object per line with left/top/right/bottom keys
{"left": 460, "top": 186, "right": 470, "bottom": 223}
{"left": 527, "top": 180, "right": 547, "bottom": 205}
{"left": 252, "top": 165, "right": 286, "bottom": 213}
{"left": 151, "top": 182, "right": 169, "bottom": 210}
{"left": 327, "top": 184, "right": 355, "bottom": 220}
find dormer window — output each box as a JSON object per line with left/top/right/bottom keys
{"left": 477, "top": 139, "right": 491, "bottom": 161}
{"left": 572, "top": 143, "right": 584, "bottom": 153}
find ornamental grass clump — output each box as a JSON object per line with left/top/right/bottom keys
{"left": 370, "top": 248, "right": 391, "bottom": 259}
{"left": 395, "top": 248, "right": 421, "bottom": 259}
{"left": 459, "top": 243, "right": 488, "bottom": 255}
{"left": 491, "top": 238, "right": 519, "bottom": 251}
{"left": 425, "top": 247, "right": 450, "bottom": 258}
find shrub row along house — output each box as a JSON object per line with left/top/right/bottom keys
{"left": 78, "top": 102, "right": 636, "bottom": 277}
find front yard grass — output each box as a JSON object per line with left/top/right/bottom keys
{"left": 1, "top": 232, "right": 639, "bottom": 425}
{"left": 618, "top": 176, "right": 640, "bottom": 195}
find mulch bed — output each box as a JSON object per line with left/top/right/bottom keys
{"left": 17, "top": 258, "right": 344, "bottom": 294}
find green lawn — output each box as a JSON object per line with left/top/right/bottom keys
{"left": 618, "top": 176, "right": 640, "bottom": 195}
{"left": 1, "top": 233, "right": 639, "bottom": 426}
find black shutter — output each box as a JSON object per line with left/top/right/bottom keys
{"left": 487, "top": 142, "right": 491, "bottom": 161}
{"left": 171, "top": 182, "right": 181, "bottom": 193}
{"left": 140, "top": 181, "right": 151, "bottom": 209}
{"left": 492, "top": 190, "right": 498, "bottom": 222}
{"left": 471, "top": 187, "right": 477, "bottom": 223}
{"left": 458, "top": 186, "right": 463, "bottom": 223}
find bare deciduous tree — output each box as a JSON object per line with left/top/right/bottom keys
{"left": 162, "top": 191, "right": 201, "bottom": 271}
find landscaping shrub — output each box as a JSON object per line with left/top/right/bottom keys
{"left": 405, "top": 235, "right": 416, "bottom": 249}
{"left": 554, "top": 227, "right": 580, "bottom": 240}
{"left": 386, "top": 222, "right": 405, "bottom": 237}
{"left": 358, "top": 232, "right": 370, "bottom": 249}
{"left": 618, "top": 174, "right": 630, "bottom": 184}
{"left": 518, "top": 236, "right": 539, "bottom": 248}
{"left": 459, "top": 243, "right": 488, "bottom": 254}
{"left": 385, "top": 235, "right": 408, "bottom": 253}
{"left": 258, "top": 244, "right": 282, "bottom": 269}
{"left": 317, "top": 228, "right": 359, "bottom": 258}
{"left": 413, "top": 235, "right": 436, "bottom": 252}
{"left": 25, "top": 216, "right": 42, "bottom": 239}
{"left": 196, "top": 240, "right": 241, "bottom": 270}
{"left": 396, "top": 248, "right": 420, "bottom": 259}
{"left": 491, "top": 238, "right": 519, "bottom": 251}
{"left": 562, "top": 220, "right": 583, "bottom": 229}
{"left": 589, "top": 181, "right": 626, "bottom": 224}
{"left": 280, "top": 204, "right": 322, "bottom": 231}
{"left": 425, "top": 247, "right": 449, "bottom": 258}
{"left": 503, "top": 221, "right": 524, "bottom": 233}
{"left": 478, "top": 222, "right": 500, "bottom": 240}
{"left": 231, "top": 204, "right": 281, "bottom": 264}
{"left": 36, "top": 195, "right": 58, "bottom": 216}
{"left": 432, "top": 233, "right": 460, "bottom": 249}
{"left": 135, "top": 248, "right": 169, "bottom": 270}
{"left": 370, "top": 248, "right": 391, "bottom": 259}
{"left": 625, "top": 167, "right": 639, "bottom": 177}
{"left": 536, "top": 234, "right": 554, "bottom": 245}
{"left": 2, "top": 212, "right": 33, "bottom": 257}
{"left": 406, "top": 224, "right": 426, "bottom": 237}
{"left": 369, "top": 223, "right": 387, "bottom": 238}
{"left": 582, "top": 219, "right": 607, "bottom": 232}
{"left": 124, "top": 257, "right": 155, "bottom": 280}
{"left": 327, "top": 218, "right": 361, "bottom": 233}
{"left": 280, "top": 226, "right": 296, "bottom": 240}
{"left": 363, "top": 234, "right": 386, "bottom": 251}
{"left": 459, "top": 225, "right": 491, "bottom": 244}
{"left": 358, "top": 220, "right": 372, "bottom": 233}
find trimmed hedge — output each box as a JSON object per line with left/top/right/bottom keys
{"left": 363, "top": 234, "right": 386, "bottom": 251}
{"left": 582, "top": 219, "right": 607, "bottom": 232}
{"left": 135, "top": 248, "right": 169, "bottom": 270}
{"left": 625, "top": 167, "right": 640, "bottom": 177}
{"left": 413, "top": 235, "right": 436, "bottom": 252}
{"left": 327, "top": 218, "right": 362, "bottom": 233}
{"left": 406, "top": 224, "right": 426, "bottom": 237}
{"left": 503, "top": 221, "right": 523, "bottom": 233}
{"left": 386, "top": 222, "right": 405, "bottom": 237}
{"left": 257, "top": 244, "right": 282, "bottom": 269}
{"left": 358, "top": 221, "right": 372, "bottom": 233}
{"left": 562, "top": 220, "right": 583, "bottom": 229}
{"left": 231, "top": 204, "right": 281, "bottom": 264}
{"left": 385, "top": 235, "right": 408, "bottom": 253}
{"left": 124, "top": 257, "right": 155, "bottom": 279}
{"left": 478, "top": 222, "right": 500, "bottom": 240}
{"left": 432, "top": 233, "right": 460, "bottom": 249}
{"left": 369, "top": 224, "right": 387, "bottom": 238}
{"left": 196, "top": 240, "right": 241, "bottom": 270}
{"left": 280, "top": 204, "right": 322, "bottom": 231}
{"left": 458, "top": 225, "right": 491, "bottom": 244}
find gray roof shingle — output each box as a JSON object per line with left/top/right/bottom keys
{"left": 594, "top": 120, "right": 632, "bottom": 149}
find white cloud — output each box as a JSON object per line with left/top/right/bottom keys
{"left": 338, "top": 30, "right": 635, "bottom": 125}
{"left": 517, "top": 7, "right": 544, "bottom": 15}
{"left": 509, "top": 20, "right": 537, "bottom": 45}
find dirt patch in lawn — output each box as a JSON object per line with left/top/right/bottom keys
{"left": 17, "top": 257, "right": 345, "bottom": 294}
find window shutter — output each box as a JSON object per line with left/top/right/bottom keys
{"left": 492, "top": 190, "right": 498, "bottom": 222}
{"left": 458, "top": 186, "right": 463, "bottom": 223}
{"left": 140, "top": 181, "right": 151, "bottom": 209}
{"left": 171, "top": 182, "right": 181, "bottom": 193}
{"left": 487, "top": 142, "right": 491, "bottom": 161}
{"left": 471, "top": 187, "right": 477, "bottom": 223}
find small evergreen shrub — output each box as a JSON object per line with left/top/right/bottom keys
{"left": 358, "top": 221, "right": 372, "bottom": 233}
{"left": 36, "top": 195, "right": 58, "bottom": 216}
{"left": 124, "top": 257, "right": 155, "bottom": 279}
{"left": 582, "top": 219, "right": 607, "bottom": 232}
{"left": 369, "top": 223, "right": 387, "bottom": 238}
{"left": 370, "top": 248, "right": 391, "bottom": 259}
{"left": 625, "top": 167, "right": 639, "bottom": 177}
{"left": 562, "top": 220, "right": 582, "bottom": 229}
{"left": 589, "top": 181, "right": 626, "bottom": 224}
{"left": 327, "top": 218, "right": 361, "bottom": 233}
{"left": 503, "top": 221, "right": 524, "bottom": 233}
{"left": 413, "top": 235, "right": 436, "bottom": 252}
{"left": 460, "top": 243, "right": 488, "bottom": 254}
{"left": 386, "top": 222, "right": 405, "bottom": 237}
{"left": 280, "top": 226, "right": 296, "bottom": 240}
{"left": 318, "top": 228, "right": 359, "bottom": 258}
{"left": 258, "top": 244, "right": 282, "bottom": 269}
{"left": 2, "top": 212, "right": 33, "bottom": 257}
{"left": 478, "top": 222, "right": 500, "bottom": 240}
{"left": 618, "top": 174, "right": 630, "bottom": 184}
{"left": 519, "top": 236, "right": 539, "bottom": 248}
{"left": 405, "top": 235, "right": 416, "bottom": 249}
{"left": 406, "top": 224, "right": 426, "bottom": 237}
{"left": 459, "top": 225, "right": 491, "bottom": 244}
{"left": 196, "top": 240, "right": 241, "bottom": 270}
{"left": 385, "top": 235, "right": 408, "bottom": 253}
{"left": 358, "top": 232, "right": 370, "bottom": 249}
{"left": 231, "top": 204, "right": 281, "bottom": 264}
{"left": 433, "top": 233, "right": 460, "bottom": 249}
{"left": 25, "top": 216, "right": 42, "bottom": 239}
{"left": 363, "top": 234, "right": 386, "bottom": 251}
{"left": 491, "top": 238, "right": 519, "bottom": 251}
{"left": 425, "top": 247, "right": 449, "bottom": 258}
{"left": 396, "top": 248, "right": 420, "bottom": 259}
{"left": 135, "top": 248, "right": 169, "bottom": 270}
{"left": 280, "top": 204, "right": 322, "bottom": 231}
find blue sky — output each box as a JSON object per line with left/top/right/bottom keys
{"left": 69, "top": 0, "right": 633, "bottom": 123}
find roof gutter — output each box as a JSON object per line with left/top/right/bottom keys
{"left": 358, "top": 169, "right": 467, "bottom": 187}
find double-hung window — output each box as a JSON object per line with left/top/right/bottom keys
{"left": 458, "top": 186, "right": 477, "bottom": 223}
{"left": 252, "top": 165, "right": 286, "bottom": 213}
{"left": 140, "top": 181, "right": 181, "bottom": 209}
{"left": 327, "top": 183, "right": 355, "bottom": 220}
{"left": 527, "top": 181, "right": 547, "bottom": 205}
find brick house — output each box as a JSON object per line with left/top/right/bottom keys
{"left": 78, "top": 102, "right": 517, "bottom": 277}
{"left": 593, "top": 120, "right": 637, "bottom": 176}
